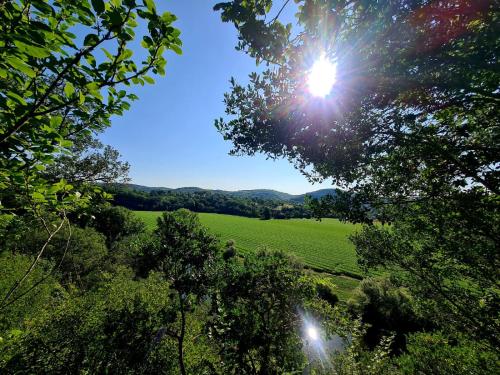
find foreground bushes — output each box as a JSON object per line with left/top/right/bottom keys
{"left": 1, "top": 271, "right": 179, "bottom": 374}
{"left": 0, "top": 254, "right": 62, "bottom": 336}
{"left": 0, "top": 208, "right": 498, "bottom": 374}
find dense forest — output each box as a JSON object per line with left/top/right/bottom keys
{"left": 104, "top": 184, "right": 313, "bottom": 219}
{"left": 0, "top": 1, "right": 498, "bottom": 374}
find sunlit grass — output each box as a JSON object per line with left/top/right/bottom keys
{"left": 135, "top": 211, "right": 362, "bottom": 277}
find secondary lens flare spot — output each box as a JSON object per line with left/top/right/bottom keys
{"left": 307, "top": 55, "right": 337, "bottom": 97}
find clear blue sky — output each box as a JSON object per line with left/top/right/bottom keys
{"left": 100, "top": 1, "right": 332, "bottom": 195}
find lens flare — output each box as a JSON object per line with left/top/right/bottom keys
{"left": 307, "top": 55, "right": 337, "bottom": 97}
{"left": 307, "top": 325, "right": 319, "bottom": 341}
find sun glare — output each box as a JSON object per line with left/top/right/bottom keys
{"left": 306, "top": 325, "right": 319, "bottom": 341}
{"left": 307, "top": 55, "right": 337, "bottom": 97}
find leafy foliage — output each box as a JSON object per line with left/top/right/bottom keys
{"left": 91, "top": 205, "right": 146, "bottom": 246}
{"left": 0, "top": 253, "right": 62, "bottom": 335}
{"left": 208, "top": 250, "right": 311, "bottom": 374}
{"left": 397, "top": 332, "right": 499, "bottom": 375}
{"left": 214, "top": 0, "right": 500, "bottom": 350}
{"left": 0, "top": 0, "right": 181, "bottom": 316}
{"left": 0, "top": 0, "right": 182, "bottom": 216}
{"left": 3, "top": 219, "right": 109, "bottom": 290}
{"left": 0, "top": 271, "right": 179, "bottom": 374}
{"left": 44, "top": 134, "right": 130, "bottom": 185}
{"left": 137, "top": 209, "right": 221, "bottom": 375}
{"left": 215, "top": 0, "right": 499, "bottom": 200}
{"left": 352, "top": 202, "right": 499, "bottom": 347}
{"left": 348, "top": 277, "right": 430, "bottom": 352}
{"left": 106, "top": 184, "right": 312, "bottom": 218}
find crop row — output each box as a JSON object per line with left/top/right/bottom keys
{"left": 135, "top": 211, "right": 362, "bottom": 277}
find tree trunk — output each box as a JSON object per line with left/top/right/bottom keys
{"left": 178, "top": 294, "right": 187, "bottom": 375}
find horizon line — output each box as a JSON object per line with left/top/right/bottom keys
{"left": 119, "top": 182, "right": 338, "bottom": 196}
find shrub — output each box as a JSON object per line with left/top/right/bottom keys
{"left": 0, "top": 253, "right": 63, "bottom": 335}
{"left": 348, "top": 277, "right": 429, "bottom": 352}
{"left": 397, "top": 332, "right": 498, "bottom": 375}
{"left": 1, "top": 272, "right": 178, "bottom": 374}
{"left": 4, "top": 221, "right": 108, "bottom": 289}
{"left": 92, "top": 206, "right": 146, "bottom": 246}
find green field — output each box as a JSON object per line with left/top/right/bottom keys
{"left": 135, "top": 211, "right": 362, "bottom": 277}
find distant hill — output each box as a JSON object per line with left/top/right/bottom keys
{"left": 119, "top": 184, "right": 337, "bottom": 203}
{"left": 230, "top": 189, "right": 295, "bottom": 201}
{"left": 290, "top": 189, "right": 339, "bottom": 203}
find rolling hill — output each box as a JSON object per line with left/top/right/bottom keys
{"left": 117, "top": 183, "right": 338, "bottom": 203}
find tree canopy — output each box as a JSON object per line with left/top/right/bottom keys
{"left": 0, "top": 0, "right": 182, "bottom": 218}
{"left": 215, "top": 0, "right": 498, "bottom": 202}
{"left": 215, "top": 0, "right": 500, "bottom": 349}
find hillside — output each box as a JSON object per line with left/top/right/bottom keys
{"left": 116, "top": 183, "right": 337, "bottom": 203}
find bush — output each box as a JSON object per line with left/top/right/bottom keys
{"left": 316, "top": 282, "right": 339, "bottom": 307}
{"left": 91, "top": 206, "right": 146, "bottom": 246}
{"left": 209, "top": 251, "right": 312, "bottom": 374}
{"left": 222, "top": 239, "right": 237, "bottom": 261}
{"left": 1, "top": 272, "right": 178, "bottom": 374}
{"left": 397, "top": 332, "right": 498, "bottom": 375}
{"left": 110, "top": 232, "right": 159, "bottom": 277}
{"left": 0, "top": 253, "right": 63, "bottom": 335}
{"left": 10, "top": 225, "right": 108, "bottom": 290}
{"left": 348, "top": 277, "right": 430, "bottom": 352}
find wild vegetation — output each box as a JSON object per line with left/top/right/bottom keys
{"left": 105, "top": 184, "right": 315, "bottom": 219}
{"left": 0, "top": 0, "right": 498, "bottom": 374}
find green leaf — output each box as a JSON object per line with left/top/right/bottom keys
{"left": 108, "top": 9, "right": 123, "bottom": 26}
{"left": 34, "top": 164, "right": 46, "bottom": 171}
{"left": 143, "top": 0, "right": 156, "bottom": 13}
{"left": 13, "top": 40, "right": 50, "bottom": 58}
{"left": 64, "top": 82, "right": 75, "bottom": 97}
{"left": 122, "top": 49, "right": 133, "bottom": 59}
{"left": 143, "top": 75, "right": 155, "bottom": 84}
{"left": 86, "top": 82, "right": 103, "bottom": 100}
{"left": 4, "top": 56, "right": 36, "bottom": 78}
{"left": 91, "top": 0, "right": 105, "bottom": 14}
{"left": 31, "top": 0, "right": 54, "bottom": 15}
{"left": 170, "top": 44, "right": 182, "bottom": 55}
{"left": 84, "top": 33, "right": 100, "bottom": 46}
{"left": 60, "top": 139, "right": 74, "bottom": 148}
{"left": 79, "top": 91, "right": 86, "bottom": 105}
{"left": 161, "top": 11, "right": 177, "bottom": 23}
{"left": 6, "top": 91, "right": 27, "bottom": 105}
{"left": 50, "top": 115, "right": 63, "bottom": 128}
{"left": 86, "top": 82, "right": 100, "bottom": 92}
{"left": 101, "top": 48, "right": 114, "bottom": 60}
{"left": 85, "top": 54, "right": 97, "bottom": 66}
{"left": 31, "top": 192, "right": 46, "bottom": 201}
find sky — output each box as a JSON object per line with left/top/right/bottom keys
{"left": 100, "top": 1, "right": 333, "bottom": 195}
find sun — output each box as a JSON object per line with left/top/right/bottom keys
{"left": 307, "top": 55, "right": 337, "bottom": 97}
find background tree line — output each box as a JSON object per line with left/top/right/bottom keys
{"left": 104, "top": 184, "right": 313, "bottom": 219}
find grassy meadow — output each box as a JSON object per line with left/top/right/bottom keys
{"left": 135, "top": 211, "right": 362, "bottom": 278}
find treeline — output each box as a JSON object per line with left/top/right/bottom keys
{"left": 104, "top": 185, "right": 312, "bottom": 219}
